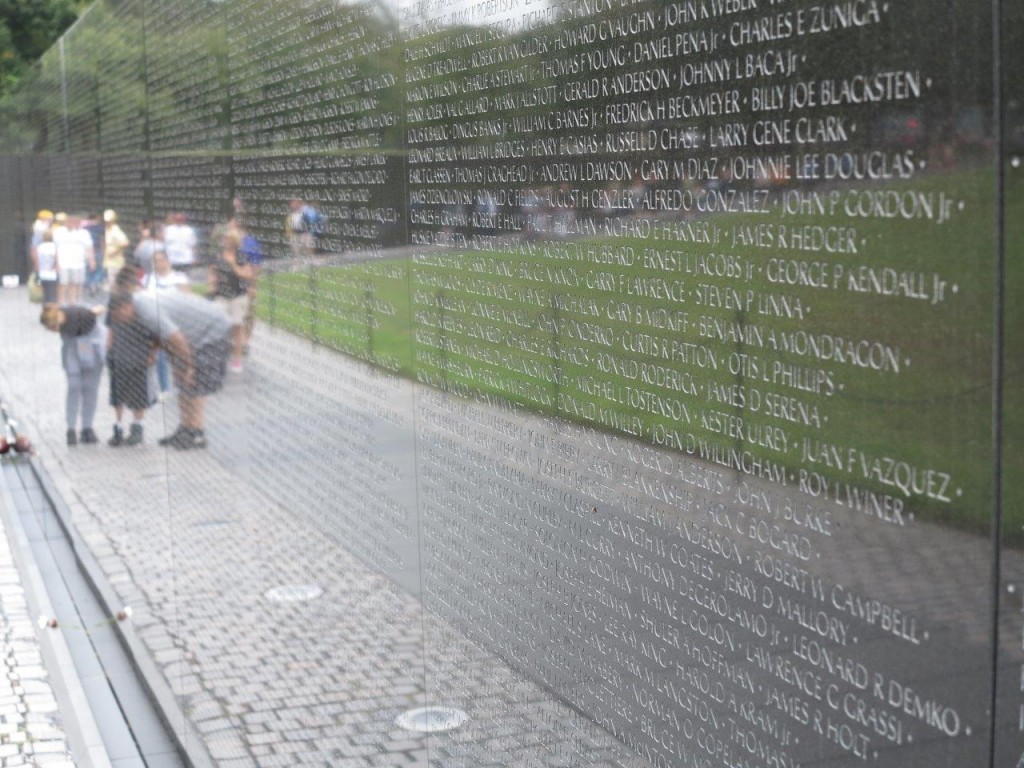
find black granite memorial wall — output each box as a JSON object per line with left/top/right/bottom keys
{"left": 0, "top": 0, "right": 1017, "bottom": 766}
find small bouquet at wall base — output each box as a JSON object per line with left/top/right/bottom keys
{"left": 27, "top": 274, "right": 42, "bottom": 304}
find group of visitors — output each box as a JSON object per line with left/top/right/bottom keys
{"left": 31, "top": 209, "right": 198, "bottom": 295}
{"left": 33, "top": 208, "right": 263, "bottom": 451}
{"left": 30, "top": 210, "right": 116, "bottom": 305}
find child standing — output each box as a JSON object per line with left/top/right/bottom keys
{"left": 107, "top": 268, "right": 155, "bottom": 446}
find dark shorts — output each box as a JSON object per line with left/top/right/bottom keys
{"left": 108, "top": 361, "right": 151, "bottom": 410}
{"left": 179, "top": 337, "right": 230, "bottom": 397}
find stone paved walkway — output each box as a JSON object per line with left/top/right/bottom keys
{"left": 0, "top": 464, "right": 76, "bottom": 768}
{"left": 0, "top": 288, "right": 634, "bottom": 767}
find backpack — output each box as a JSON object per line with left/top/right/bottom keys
{"left": 301, "top": 205, "right": 326, "bottom": 237}
{"left": 240, "top": 234, "right": 263, "bottom": 266}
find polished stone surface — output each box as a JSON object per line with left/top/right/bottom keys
{"left": 0, "top": 0, "right": 1015, "bottom": 766}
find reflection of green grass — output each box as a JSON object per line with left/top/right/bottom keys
{"left": 259, "top": 262, "right": 413, "bottom": 374}
{"left": 257, "top": 169, "right": 1015, "bottom": 539}
{"left": 1002, "top": 165, "right": 1024, "bottom": 550}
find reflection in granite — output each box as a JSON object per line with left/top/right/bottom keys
{"left": 415, "top": 384, "right": 991, "bottom": 768}
{"left": 0, "top": 0, "right": 1011, "bottom": 765}
{"left": 996, "top": 0, "right": 1024, "bottom": 764}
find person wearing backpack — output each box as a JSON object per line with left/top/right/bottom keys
{"left": 285, "top": 199, "right": 312, "bottom": 260}
{"left": 301, "top": 202, "right": 326, "bottom": 255}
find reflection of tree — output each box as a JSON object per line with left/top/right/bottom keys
{"left": 0, "top": 0, "right": 145, "bottom": 154}
{"left": 404, "top": 0, "right": 995, "bottom": 181}
{"left": 227, "top": 0, "right": 405, "bottom": 151}
{"left": 144, "top": 0, "right": 227, "bottom": 151}
{"left": 14, "top": 48, "right": 65, "bottom": 155}
{"left": 0, "top": 0, "right": 81, "bottom": 101}
{"left": 0, "top": 0, "right": 1000, "bottom": 202}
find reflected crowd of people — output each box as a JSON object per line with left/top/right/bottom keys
{"left": 29, "top": 205, "right": 264, "bottom": 451}
{"left": 434, "top": 169, "right": 743, "bottom": 243}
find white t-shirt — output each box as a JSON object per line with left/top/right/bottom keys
{"left": 145, "top": 271, "right": 189, "bottom": 293}
{"left": 54, "top": 229, "right": 93, "bottom": 271}
{"left": 36, "top": 242, "right": 58, "bottom": 281}
{"left": 164, "top": 224, "right": 197, "bottom": 267}
{"left": 31, "top": 220, "right": 49, "bottom": 248}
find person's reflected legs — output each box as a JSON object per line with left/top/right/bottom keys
{"left": 67, "top": 366, "right": 101, "bottom": 444}
{"left": 162, "top": 392, "right": 206, "bottom": 449}
{"left": 79, "top": 366, "right": 101, "bottom": 443}
{"left": 66, "top": 373, "right": 81, "bottom": 446}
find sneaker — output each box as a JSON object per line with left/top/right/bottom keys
{"left": 108, "top": 425, "right": 124, "bottom": 447}
{"left": 125, "top": 423, "right": 144, "bottom": 446}
{"left": 80, "top": 428, "right": 98, "bottom": 444}
{"left": 66, "top": 429, "right": 77, "bottom": 447}
{"left": 158, "top": 425, "right": 188, "bottom": 447}
{"left": 160, "top": 428, "right": 204, "bottom": 450}
{"left": 169, "top": 429, "right": 207, "bottom": 451}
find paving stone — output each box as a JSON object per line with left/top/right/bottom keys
{"left": 23, "top": 696, "right": 57, "bottom": 713}
{"left": 31, "top": 757, "right": 75, "bottom": 767}
{"left": 25, "top": 739, "right": 64, "bottom": 754}
{"left": 206, "top": 735, "right": 251, "bottom": 761}
{"left": 196, "top": 717, "right": 238, "bottom": 735}
{"left": 254, "top": 755, "right": 298, "bottom": 768}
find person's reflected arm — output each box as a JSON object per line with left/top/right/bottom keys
{"left": 164, "top": 330, "right": 193, "bottom": 388}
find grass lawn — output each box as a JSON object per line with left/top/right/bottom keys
{"left": 255, "top": 167, "right": 1018, "bottom": 540}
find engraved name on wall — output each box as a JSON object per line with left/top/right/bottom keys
{"left": 407, "top": 0, "right": 992, "bottom": 765}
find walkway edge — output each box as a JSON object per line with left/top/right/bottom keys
{"left": 28, "top": 455, "right": 216, "bottom": 768}
{"left": 0, "top": 461, "right": 113, "bottom": 768}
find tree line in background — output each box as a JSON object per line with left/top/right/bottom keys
{"left": 0, "top": 0, "right": 86, "bottom": 100}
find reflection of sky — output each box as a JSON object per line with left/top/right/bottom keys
{"left": 55, "top": 0, "right": 553, "bottom": 51}
{"left": 392, "top": 0, "right": 555, "bottom": 34}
